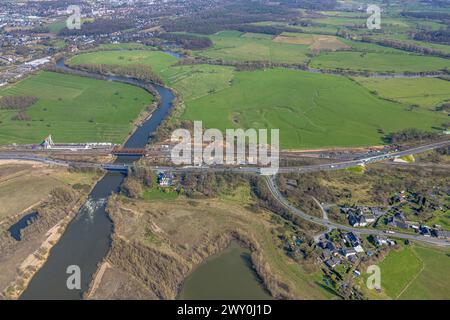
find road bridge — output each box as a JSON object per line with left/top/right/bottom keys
{"left": 0, "top": 139, "right": 449, "bottom": 174}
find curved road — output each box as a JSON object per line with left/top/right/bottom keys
{"left": 263, "top": 175, "right": 450, "bottom": 247}
{"left": 1, "top": 140, "right": 449, "bottom": 247}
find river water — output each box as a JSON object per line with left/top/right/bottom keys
{"left": 179, "top": 242, "right": 272, "bottom": 300}
{"left": 20, "top": 55, "right": 269, "bottom": 300}
{"left": 20, "top": 59, "right": 176, "bottom": 300}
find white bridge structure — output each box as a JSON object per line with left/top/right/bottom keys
{"left": 41, "top": 135, "right": 114, "bottom": 151}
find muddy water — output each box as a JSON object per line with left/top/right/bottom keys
{"left": 179, "top": 242, "right": 273, "bottom": 300}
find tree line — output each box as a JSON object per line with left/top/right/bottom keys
{"left": 157, "top": 33, "right": 213, "bottom": 50}
{"left": 401, "top": 11, "right": 450, "bottom": 21}
{"left": 161, "top": 1, "right": 297, "bottom": 34}
{"left": 360, "top": 36, "right": 450, "bottom": 59}
{"left": 413, "top": 29, "right": 450, "bottom": 46}
{"left": 234, "top": 24, "right": 301, "bottom": 36}
{"left": 385, "top": 128, "right": 441, "bottom": 144}
{"left": 0, "top": 95, "right": 38, "bottom": 122}
{"left": 59, "top": 18, "right": 135, "bottom": 36}
{"left": 73, "top": 63, "right": 163, "bottom": 85}
{"left": 0, "top": 95, "right": 37, "bottom": 110}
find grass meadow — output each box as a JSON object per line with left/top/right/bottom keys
{"left": 355, "top": 77, "right": 450, "bottom": 110}
{"left": 182, "top": 68, "right": 447, "bottom": 149}
{"left": 194, "top": 30, "right": 311, "bottom": 64}
{"left": 377, "top": 246, "right": 423, "bottom": 299}
{"left": 370, "top": 244, "right": 450, "bottom": 300}
{"left": 0, "top": 71, "right": 153, "bottom": 144}
{"left": 398, "top": 245, "right": 450, "bottom": 299}
{"left": 310, "top": 51, "right": 450, "bottom": 73}
{"left": 69, "top": 49, "right": 235, "bottom": 103}
{"left": 68, "top": 49, "right": 447, "bottom": 149}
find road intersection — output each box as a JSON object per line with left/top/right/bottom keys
{"left": 1, "top": 139, "right": 449, "bottom": 247}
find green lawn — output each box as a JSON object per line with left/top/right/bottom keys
{"left": 355, "top": 77, "right": 450, "bottom": 110}
{"left": 372, "top": 244, "right": 450, "bottom": 300}
{"left": 142, "top": 188, "right": 178, "bottom": 200}
{"left": 46, "top": 20, "right": 66, "bottom": 33}
{"left": 378, "top": 246, "right": 423, "bottom": 298}
{"left": 399, "top": 246, "right": 450, "bottom": 300}
{"left": 310, "top": 51, "right": 450, "bottom": 73}
{"left": 0, "top": 71, "right": 153, "bottom": 144}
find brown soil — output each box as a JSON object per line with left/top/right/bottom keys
{"left": 0, "top": 164, "right": 101, "bottom": 299}
{"left": 88, "top": 195, "right": 330, "bottom": 300}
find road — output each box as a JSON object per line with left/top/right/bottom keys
{"left": 312, "top": 197, "right": 329, "bottom": 221}
{"left": 1, "top": 139, "right": 449, "bottom": 247}
{"left": 1, "top": 139, "right": 449, "bottom": 174}
{"left": 263, "top": 175, "right": 450, "bottom": 247}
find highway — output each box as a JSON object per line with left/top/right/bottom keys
{"left": 1, "top": 139, "right": 449, "bottom": 247}
{"left": 1, "top": 139, "right": 449, "bottom": 174}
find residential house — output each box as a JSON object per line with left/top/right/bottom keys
{"left": 386, "top": 216, "right": 409, "bottom": 229}
{"left": 374, "top": 236, "right": 388, "bottom": 246}
{"left": 157, "top": 172, "right": 173, "bottom": 187}
{"left": 324, "top": 257, "right": 341, "bottom": 269}
{"left": 340, "top": 248, "right": 357, "bottom": 258}
{"left": 321, "top": 249, "right": 331, "bottom": 260}
{"left": 326, "top": 242, "right": 336, "bottom": 251}
{"left": 345, "top": 232, "right": 361, "bottom": 247}
{"left": 420, "top": 225, "right": 431, "bottom": 237}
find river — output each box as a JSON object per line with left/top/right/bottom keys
{"left": 20, "top": 58, "right": 176, "bottom": 300}
{"left": 20, "top": 54, "right": 271, "bottom": 300}
{"left": 179, "top": 242, "right": 272, "bottom": 300}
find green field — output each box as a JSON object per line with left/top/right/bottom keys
{"left": 161, "top": 64, "right": 235, "bottom": 102}
{"left": 192, "top": 29, "right": 449, "bottom": 73}
{"left": 355, "top": 77, "right": 450, "bottom": 109}
{"left": 46, "top": 18, "right": 92, "bottom": 33}
{"left": 378, "top": 246, "right": 423, "bottom": 298}
{"left": 371, "top": 245, "right": 450, "bottom": 300}
{"left": 182, "top": 68, "right": 446, "bottom": 149}
{"left": 46, "top": 20, "right": 66, "bottom": 33}
{"left": 68, "top": 49, "right": 447, "bottom": 149}
{"left": 142, "top": 188, "right": 179, "bottom": 201}
{"left": 69, "top": 49, "right": 235, "bottom": 103}
{"left": 399, "top": 246, "right": 450, "bottom": 299}
{"left": 0, "top": 71, "right": 153, "bottom": 144}
{"left": 368, "top": 33, "right": 450, "bottom": 55}
{"left": 310, "top": 51, "right": 450, "bottom": 73}
{"left": 68, "top": 49, "right": 179, "bottom": 75}
{"left": 96, "top": 43, "right": 151, "bottom": 50}
{"left": 195, "top": 30, "right": 311, "bottom": 64}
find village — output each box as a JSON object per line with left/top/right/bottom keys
{"left": 276, "top": 180, "right": 450, "bottom": 297}
{"left": 333, "top": 189, "right": 450, "bottom": 240}
{"left": 0, "top": 0, "right": 211, "bottom": 86}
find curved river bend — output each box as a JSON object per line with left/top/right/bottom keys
{"left": 20, "top": 59, "right": 176, "bottom": 300}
